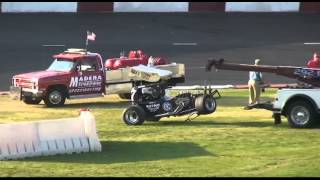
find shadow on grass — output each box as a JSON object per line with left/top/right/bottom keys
{"left": 21, "top": 141, "right": 213, "bottom": 164}
{"left": 144, "top": 119, "right": 320, "bottom": 129}
{"left": 37, "top": 101, "right": 130, "bottom": 109}
{"left": 143, "top": 119, "right": 277, "bottom": 128}
{"left": 218, "top": 96, "right": 274, "bottom": 107}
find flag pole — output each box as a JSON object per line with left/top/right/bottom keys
{"left": 85, "top": 30, "right": 89, "bottom": 54}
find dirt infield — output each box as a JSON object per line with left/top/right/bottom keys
{"left": 1, "top": 13, "right": 320, "bottom": 90}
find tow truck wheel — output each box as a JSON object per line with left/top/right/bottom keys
{"left": 118, "top": 93, "right": 131, "bottom": 100}
{"left": 195, "top": 95, "right": 217, "bottom": 115}
{"left": 122, "top": 105, "right": 146, "bottom": 125}
{"left": 44, "top": 88, "right": 66, "bottom": 107}
{"left": 23, "top": 97, "right": 42, "bottom": 105}
{"left": 286, "top": 101, "right": 317, "bottom": 128}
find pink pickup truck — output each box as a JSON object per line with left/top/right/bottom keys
{"left": 10, "top": 49, "right": 185, "bottom": 107}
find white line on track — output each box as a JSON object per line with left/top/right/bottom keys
{"left": 42, "top": 45, "right": 66, "bottom": 47}
{"left": 172, "top": 43, "right": 197, "bottom": 46}
{"left": 186, "top": 66, "right": 205, "bottom": 70}
{"left": 304, "top": 42, "right": 320, "bottom": 45}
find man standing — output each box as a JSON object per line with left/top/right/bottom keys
{"left": 307, "top": 53, "right": 320, "bottom": 69}
{"left": 244, "top": 59, "right": 263, "bottom": 110}
{"left": 147, "top": 56, "right": 155, "bottom": 67}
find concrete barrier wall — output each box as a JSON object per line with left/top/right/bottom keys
{"left": 226, "top": 2, "right": 300, "bottom": 12}
{"left": 2, "top": 2, "right": 320, "bottom": 13}
{"left": 114, "top": 2, "right": 189, "bottom": 12}
{"left": 1, "top": 2, "right": 77, "bottom": 12}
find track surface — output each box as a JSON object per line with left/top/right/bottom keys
{"left": 1, "top": 13, "right": 320, "bottom": 91}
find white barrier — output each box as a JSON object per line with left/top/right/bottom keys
{"left": 169, "top": 85, "right": 235, "bottom": 90}
{"left": 225, "top": 2, "right": 300, "bottom": 12}
{"left": 114, "top": 2, "right": 189, "bottom": 12}
{"left": 0, "top": 110, "right": 101, "bottom": 160}
{"left": 1, "top": 2, "right": 78, "bottom": 13}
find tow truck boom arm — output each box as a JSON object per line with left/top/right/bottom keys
{"left": 206, "top": 58, "right": 320, "bottom": 87}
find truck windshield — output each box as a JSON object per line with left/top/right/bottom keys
{"left": 47, "top": 59, "right": 75, "bottom": 72}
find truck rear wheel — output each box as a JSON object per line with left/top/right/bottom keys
{"left": 195, "top": 95, "right": 217, "bottom": 115}
{"left": 23, "top": 97, "right": 42, "bottom": 105}
{"left": 44, "top": 88, "right": 66, "bottom": 107}
{"left": 118, "top": 93, "right": 131, "bottom": 100}
{"left": 122, "top": 105, "right": 146, "bottom": 125}
{"left": 286, "top": 101, "right": 317, "bottom": 128}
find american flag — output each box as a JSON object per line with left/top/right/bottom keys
{"left": 87, "top": 31, "right": 96, "bottom": 41}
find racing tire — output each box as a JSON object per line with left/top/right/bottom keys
{"left": 43, "top": 88, "right": 66, "bottom": 107}
{"left": 123, "top": 105, "right": 146, "bottom": 125}
{"left": 23, "top": 97, "right": 42, "bottom": 105}
{"left": 286, "top": 101, "right": 317, "bottom": 128}
{"left": 195, "top": 95, "right": 217, "bottom": 115}
{"left": 118, "top": 93, "right": 132, "bottom": 100}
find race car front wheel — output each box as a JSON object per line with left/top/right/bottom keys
{"left": 195, "top": 95, "right": 217, "bottom": 115}
{"left": 123, "top": 105, "right": 146, "bottom": 125}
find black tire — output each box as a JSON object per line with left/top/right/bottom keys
{"left": 286, "top": 101, "right": 317, "bottom": 128}
{"left": 122, "top": 105, "right": 146, "bottom": 125}
{"left": 195, "top": 95, "right": 217, "bottom": 115}
{"left": 118, "top": 93, "right": 132, "bottom": 100}
{"left": 23, "top": 97, "right": 42, "bottom": 105}
{"left": 43, "top": 88, "right": 66, "bottom": 107}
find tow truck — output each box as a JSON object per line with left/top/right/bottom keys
{"left": 10, "top": 49, "right": 185, "bottom": 107}
{"left": 206, "top": 58, "right": 320, "bottom": 128}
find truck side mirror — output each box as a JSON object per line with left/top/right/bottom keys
{"left": 74, "top": 64, "right": 82, "bottom": 76}
{"left": 76, "top": 65, "right": 81, "bottom": 72}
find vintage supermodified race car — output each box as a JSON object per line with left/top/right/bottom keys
{"left": 122, "top": 75, "right": 221, "bottom": 125}
{"left": 122, "top": 82, "right": 220, "bottom": 125}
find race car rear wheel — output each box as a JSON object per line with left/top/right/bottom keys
{"left": 123, "top": 105, "right": 146, "bottom": 125}
{"left": 195, "top": 95, "right": 217, "bottom": 115}
{"left": 23, "top": 97, "right": 42, "bottom": 105}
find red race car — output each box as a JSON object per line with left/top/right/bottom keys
{"left": 105, "top": 50, "right": 167, "bottom": 70}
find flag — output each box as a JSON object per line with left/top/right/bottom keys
{"left": 87, "top": 31, "right": 96, "bottom": 41}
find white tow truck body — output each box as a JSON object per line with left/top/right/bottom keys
{"left": 268, "top": 88, "right": 320, "bottom": 128}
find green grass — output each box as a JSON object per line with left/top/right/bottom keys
{"left": 1, "top": 89, "right": 320, "bottom": 177}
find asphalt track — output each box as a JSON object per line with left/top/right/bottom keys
{"left": 1, "top": 12, "right": 320, "bottom": 91}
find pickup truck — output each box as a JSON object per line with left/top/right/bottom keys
{"left": 10, "top": 49, "right": 185, "bottom": 107}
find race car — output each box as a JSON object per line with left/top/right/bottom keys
{"left": 122, "top": 80, "right": 221, "bottom": 125}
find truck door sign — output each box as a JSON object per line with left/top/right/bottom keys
{"left": 69, "top": 75, "right": 102, "bottom": 94}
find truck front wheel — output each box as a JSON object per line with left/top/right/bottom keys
{"left": 44, "top": 88, "right": 66, "bottom": 107}
{"left": 23, "top": 97, "right": 42, "bottom": 105}
{"left": 286, "top": 101, "right": 317, "bottom": 128}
